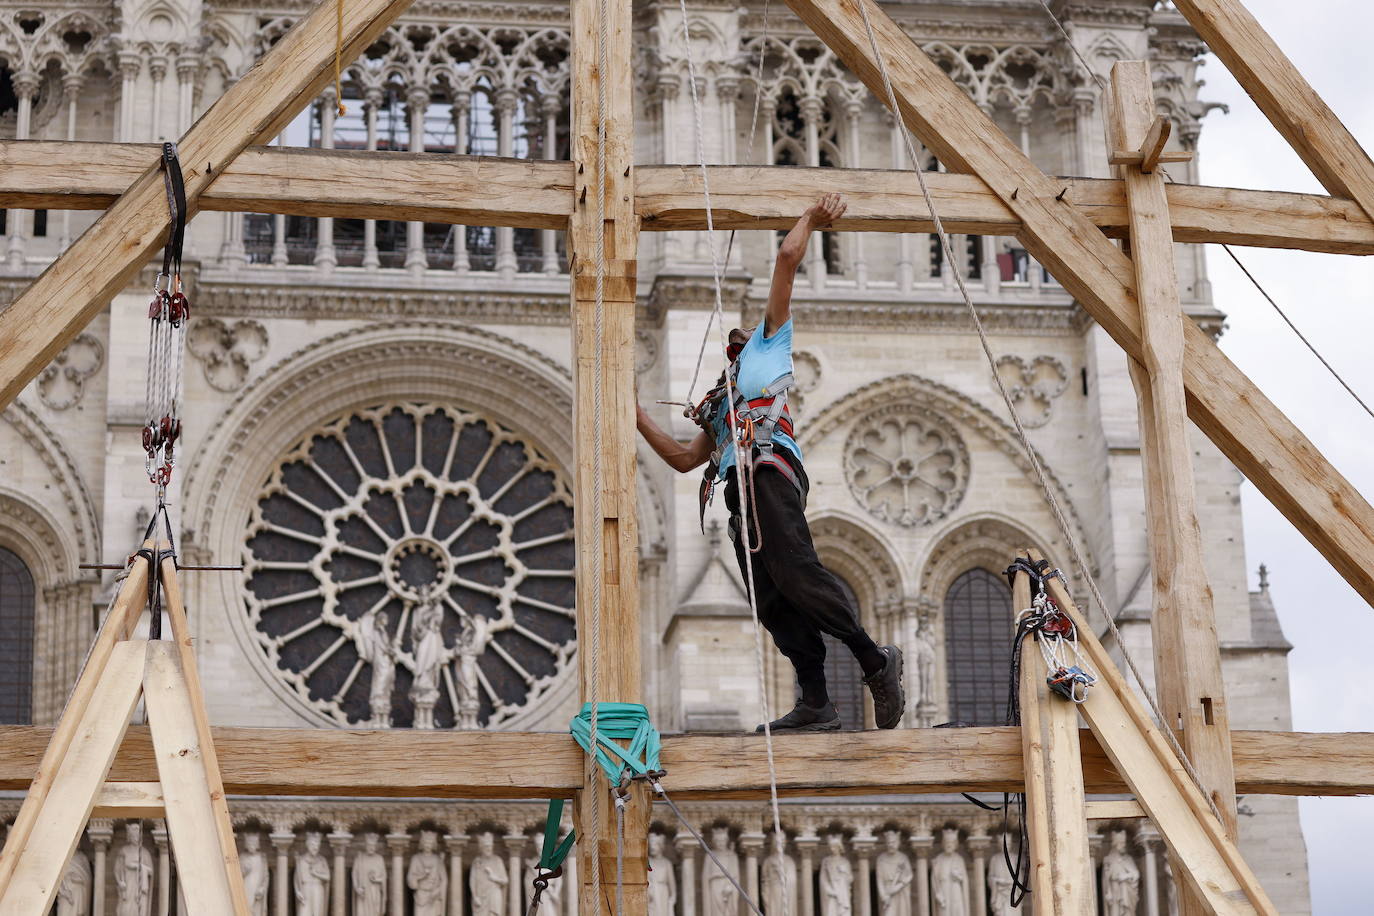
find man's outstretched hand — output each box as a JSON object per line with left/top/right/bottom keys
{"left": 806, "top": 192, "right": 847, "bottom": 229}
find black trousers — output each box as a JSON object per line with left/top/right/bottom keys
{"left": 723, "top": 459, "right": 875, "bottom": 699}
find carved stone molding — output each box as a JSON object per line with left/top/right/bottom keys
{"left": 37, "top": 333, "right": 103, "bottom": 410}
{"left": 187, "top": 318, "right": 269, "bottom": 391}
{"left": 636, "top": 328, "right": 659, "bottom": 374}
{"left": 648, "top": 273, "right": 752, "bottom": 313}
{"left": 790, "top": 349, "right": 821, "bottom": 416}
{"left": 844, "top": 404, "right": 971, "bottom": 529}
{"left": 195, "top": 282, "right": 571, "bottom": 325}
{"left": 1, "top": 400, "right": 99, "bottom": 566}
{"left": 992, "top": 354, "right": 1068, "bottom": 428}
{"left": 774, "top": 298, "right": 1089, "bottom": 336}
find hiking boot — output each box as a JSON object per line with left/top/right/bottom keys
{"left": 864, "top": 645, "right": 905, "bottom": 729}
{"left": 755, "top": 701, "right": 841, "bottom": 733}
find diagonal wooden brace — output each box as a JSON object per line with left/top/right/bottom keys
{"left": 0, "top": 0, "right": 416, "bottom": 409}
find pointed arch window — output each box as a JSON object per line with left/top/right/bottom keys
{"left": 0, "top": 547, "right": 35, "bottom": 724}
{"left": 943, "top": 567, "right": 1012, "bottom": 726}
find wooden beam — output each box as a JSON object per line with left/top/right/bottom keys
{"left": 0, "top": 0, "right": 415, "bottom": 409}
{"left": 566, "top": 0, "right": 648, "bottom": 909}
{"left": 1111, "top": 61, "right": 1239, "bottom": 845}
{"left": 0, "top": 726, "right": 1366, "bottom": 798}
{"left": 91, "top": 782, "right": 166, "bottom": 819}
{"left": 1171, "top": 0, "right": 1374, "bottom": 222}
{"left": 6, "top": 141, "right": 1373, "bottom": 254}
{"left": 1014, "top": 565, "right": 1093, "bottom": 914}
{"left": 783, "top": 0, "right": 1374, "bottom": 610}
{"left": 1037, "top": 557, "right": 1277, "bottom": 916}
{"left": 1084, "top": 800, "right": 1147, "bottom": 820}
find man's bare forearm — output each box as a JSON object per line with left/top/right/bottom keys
{"left": 636, "top": 405, "right": 710, "bottom": 472}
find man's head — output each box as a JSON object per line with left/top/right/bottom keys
{"left": 728, "top": 327, "right": 753, "bottom": 350}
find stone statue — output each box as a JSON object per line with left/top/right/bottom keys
{"left": 353, "top": 832, "right": 388, "bottom": 916}
{"left": 409, "top": 830, "right": 449, "bottom": 916}
{"left": 647, "top": 833, "right": 677, "bottom": 916}
{"left": 760, "top": 835, "right": 796, "bottom": 916}
{"left": 1101, "top": 830, "right": 1140, "bottom": 916}
{"left": 470, "top": 832, "right": 509, "bottom": 916}
{"left": 910, "top": 616, "right": 938, "bottom": 725}
{"left": 875, "top": 831, "right": 912, "bottom": 916}
{"left": 1163, "top": 856, "right": 1179, "bottom": 916}
{"left": 410, "top": 585, "right": 446, "bottom": 729}
{"left": 113, "top": 822, "right": 154, "bottom": 916}
{"left": 56, "top": 847, "right": 91, "bottom": 916}
{"left": 701, "top": 828, "right": 740, "bottom": 916}
{"left": 818, "top": 834, "right": 852, "bottom": 916}
{"left": 359, "top": 608, "right": 397, "bottom": 727}
{"left": 930, "top": 829, "right": 969, "bottom": 916}
{"left": 986, "top": 844, "right": 1015, "bottom": 916}
{"left": 294, "top": 831, "right": 331, "bottom": 916}
{"left": 240, "top": 832, "right": 270, "bottom": 916}
{"left": 454, "top": 614, "right": 482, "bottom": 730}
{"left": 531, "top": 833, "right": 567, "bottom": 916}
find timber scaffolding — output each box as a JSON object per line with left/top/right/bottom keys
{"left": 0, "top": 0, "right": 1371, "bottom": 912}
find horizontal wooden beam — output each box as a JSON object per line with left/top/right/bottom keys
{"left": 3, "top": 142, "right": 1371, "bottom": 255}
{"left": 0, "top": 726, "right": 1366, "bottom": 800}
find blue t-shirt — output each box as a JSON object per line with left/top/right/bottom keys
{"left": 714, "top": 320, "right": 804, "bottom": 478}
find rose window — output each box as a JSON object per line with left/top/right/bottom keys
{"left": 243, "top": 403, "right": 576, "bottom": 729}
{"left": 844, "top": 406, "right": 970, "bottom": 527}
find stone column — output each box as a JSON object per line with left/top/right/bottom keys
{"left": 271, "top": 130, "right": 290, "bottom": 266}
{"left": 909, "top": 835, "right": 931, "bottom": 916}
{"left": 446, "top": 834, "right": 468, "bottom": 916}
{"left": 55, "top": 73, "right": 87, "bottom": 250}
{"left": 1088, "top": 833, "right": 1105, "bottom": 914}
{"left": 363, "top": 87, "right": 384, "bottom": 270}
{"left": 90, "top": 820, "right": 113, "bottom": 916}
{"left": 656, "top": 74, "right": 683, "bottom": 264}
{"left": 271, "top": 833, "right": 294, "bottom": 916}
{"left": 966, "top": 834, "right": 989, "bottom": 916}
{"left": 762, "top": 96, "right": 780, "bottom": 264}
{"left": 1140, "top": 826, "right": 1162, "bottom": 916}
{"left": 176, "top": 54, "right": 198, "bottom": 132}
{"left": 506, "top": 834, "right": 529, "bottom": 916}
{"left": 844, "top": 98, "right": 867, "bottom": 289}
{"left": 451, "top": 91, "right": 471, "bottom": 273}
{"left": 799, "top": 95, "right": 826, "bottom": 290}
{"left": 795, "top": 834, "right": 819, "bottom": 916}
{"left": 885, "top": 112, "right": 914, "bottom": 293}
{"left": 315, "top": 88, "right": 338, "bottom": 271}
{"left": 149, "top": 55, "right": 168, "bottom": 140}
{"left": 739, "top": 833, "right": 764, "bottom": 911}
{"left": 329, "top": 831, "right": 352, "bottom": 916}
{"left": 405, "top": 85, "right": 430, "bottom": 275}
{"left": 6, "top": 69, "right": 38, "bottom": 269}
{"left": 118, "top": 52, "right": 141, "bottom": 142}
{"left": 493, "top": 87, "right": 520, "bottom": 279}
{"left": 154, "top": 826, "right": 171, "bottom": 916}
{"left": 540, "top": 93, "right": 562, "bottom": 274}
{"left": 854, "top": 835, "right": 876, "bottom": 916}
{"left": 675, "top": 834, "right": 698, "bottom": 916}
{"left": 387, "top": 833, "right": 410, "bottom": 916}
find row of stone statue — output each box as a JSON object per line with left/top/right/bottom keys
{"left": 51, "top": 824, "right": 559, "bottom": 916}
{"left": 50, "top": 821, "right": 1159, "bottom": 916}
{"left": 649, "top": 828, "right": 1155, "bottom": 916}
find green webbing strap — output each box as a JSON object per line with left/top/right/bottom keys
{"left": 537, "top": 799, "right": 576, "bottom": 872}
{"left": 569, "top": 702, "right": 663, "bottom": 784}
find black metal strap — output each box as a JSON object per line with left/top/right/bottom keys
{"left": 159, "top": 142, "right": 187, "bottom": 281}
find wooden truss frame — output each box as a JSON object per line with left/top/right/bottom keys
{"left": 0, "top": 0, "right": 1372, "bottom": 911}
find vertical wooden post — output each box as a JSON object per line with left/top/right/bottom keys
{"left": 1108, "top": 59, "right": 1238, "bottom": 911}
{"left": 1013, "top": 558, "right": 1093, "bottom": 915}
{"left": 567, "top": 0, "right": 648, "bottom": 911}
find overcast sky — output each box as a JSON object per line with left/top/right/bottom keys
{"left": 1187, "top": 1, "right": 1374, "bottom": 911}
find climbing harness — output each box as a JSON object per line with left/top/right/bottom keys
{"left": 525, "top": 800, "right": 576, "bottom": 916}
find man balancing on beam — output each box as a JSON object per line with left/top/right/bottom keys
{"left": 636, "top": 193, "right": 905, "bottom": 733}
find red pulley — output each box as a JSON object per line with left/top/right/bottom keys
{"left": 169, "top": 292, "right": 188, "bottom": 325}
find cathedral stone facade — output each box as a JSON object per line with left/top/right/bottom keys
{"left": 0, "top": 0, "right": 1310, "bottom": 913}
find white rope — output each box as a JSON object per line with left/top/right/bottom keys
{"left": 853, "top": 0, "right": 1224, "bottom": 824}
{"left": 674, "top": 0, "right": 788, "bottom": 867}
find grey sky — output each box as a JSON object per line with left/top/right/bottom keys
{"left": 1189, "top": 1, "right": 1373, "bottom": 911}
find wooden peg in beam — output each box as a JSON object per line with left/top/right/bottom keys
{"left": 1109, "top": 116, "right": 1193, "bottom": 172}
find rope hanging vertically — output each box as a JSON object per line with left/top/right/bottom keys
{"left": 672, "top": 0, "right": 789, "bottom": 875}
{"left": 334, "top": 0, "right": 348, "bottom": 116}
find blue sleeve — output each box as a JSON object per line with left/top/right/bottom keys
{"left": 755, "top": 318, "right": 793, "bottom": 353}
